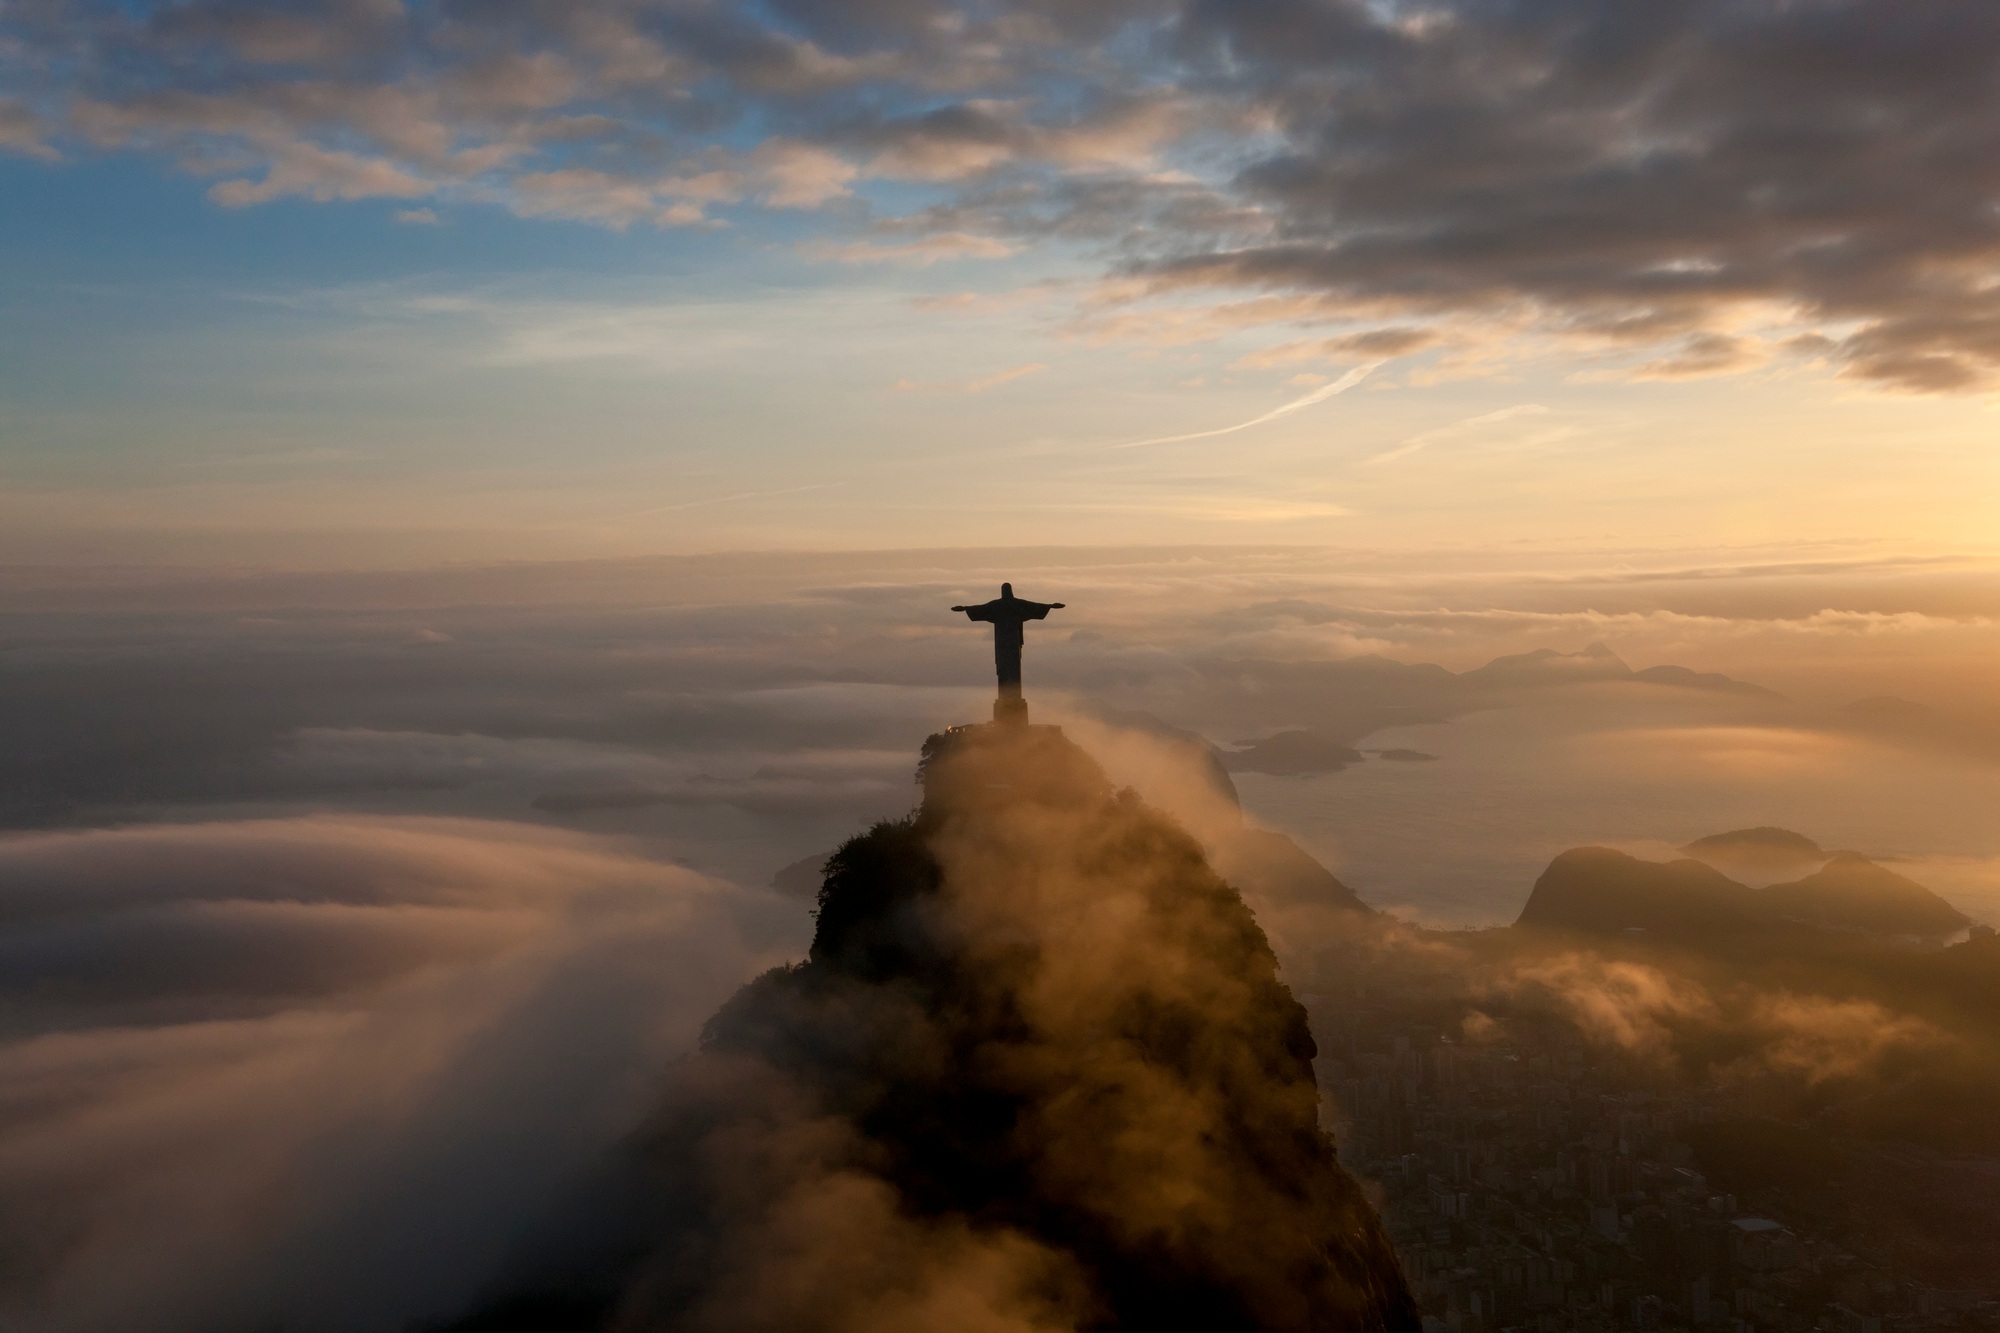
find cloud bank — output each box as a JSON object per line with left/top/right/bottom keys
{"left": 4, "top": 543, "right": 1999, "bottom": 925}
{"left": 13, "top": 2, "right": 2000, "bottom": 388}
{"left": 0, "top": 816, "right": 801, "bottom": 1332}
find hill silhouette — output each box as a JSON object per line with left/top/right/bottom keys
{"left": 1516, "top": 845, "right": 1971, "bottom": 943}
{"left": 1759, "top": 852, "right": 1970, "bottom": 939}
{"left": 1458, "top": 642, "right": 1776, "bottom": 696}
{"left": 618, "top": 721, "right": 1416, "bottom": 1332}
{"left": 1515, "top": 847, "right": 1760, "bottom": 936}
{"left": 1681, "top": 826, "right": 1825, "bottom": 868}
{"left": 1212, "top": 826, "right": 1374, "bottom": 916}
{"left": 1221, "top": 730, "right": 1366, "bottom": 776}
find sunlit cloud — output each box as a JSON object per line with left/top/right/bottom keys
{"left": 20, "top": 0, "right": 2000, "bottom": 389}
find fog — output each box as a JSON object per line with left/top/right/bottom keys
{"left": 2, "top": 543, "right": 1997, "bottom": 1328}
{"left": 0, "top": 817, "right": 806, "bottom": 1331}
{"left": 5, "top": 545, "right": 1996, "bottom": 921}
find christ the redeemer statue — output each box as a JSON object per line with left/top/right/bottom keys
{"left": 952, "top": 583, "right": 1064, "bottom": 723}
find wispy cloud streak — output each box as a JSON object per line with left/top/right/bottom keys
{"left": 1116, "top": 362, "right": 1382, "bottom": 449}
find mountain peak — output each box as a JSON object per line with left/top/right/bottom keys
{"left": 1759, "top": 854, "right": 1970, "bottom": 939}
{"left": 1515, "top": 846, "right": 1755, "bottom": 935}
{"left": 1681, "top": 826, "right": 1826, "bottom": 871}
{"left": 656, "top": 722, "right": 1419, "bottom": 1332}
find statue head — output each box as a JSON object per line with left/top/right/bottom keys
{"left": 1001, "top": 582, "right": 1014, "bottom": 597}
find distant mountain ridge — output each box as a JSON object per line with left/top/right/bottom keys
{"left": 1682, "top": 827, "right": 1826, "bottom": 863}
{"left": 1516, "top": 848, "right": 1759, "bottom": 936}
{"left": 1759, "top": 852, "right": 1971, "bottom": 939}
{"left": 1516, "top": 839, "right": 1972, "bottom": 942}
{"left": 1459, "top": 642, "right": 1777, "bottom": 695}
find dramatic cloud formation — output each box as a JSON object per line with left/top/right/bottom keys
{"left": 612, "top": 722, "right": 1414, "bottom": 1332}
{"left": 11, "top": 2, "right": 2000, "bottom": 388}
{"left": 0, "top": 549, "right": 1994, "bottom": 1329}
{"left": 0, "top": 816, "right": 803, "bottom": 1332}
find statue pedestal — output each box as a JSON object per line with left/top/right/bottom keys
{"left": 992, "top": 696, "right": 1029, "bottom": 725}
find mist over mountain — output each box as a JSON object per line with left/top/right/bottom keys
{"left": 463, "top": 722, "right": 1415, "bottom": 1332}
{"left": 17, "top": 0, "right": 2000, "bottom": 1315}
{"left": 1, "top": 550, "right": 1997, "bottom": 1329}
{"left": 1296, "top": 908, "right": 2000, "bottom": 1309}
{"left": 5, "top": 548, "right": 1995, "bottom": 929}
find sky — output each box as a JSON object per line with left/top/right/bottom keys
{"left": 4, "top": 0, "right": 2000, "bottom": 565}
{"left": 5, "top": 6, "right": 2000, "bottom": 1327}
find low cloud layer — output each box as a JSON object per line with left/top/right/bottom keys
{"left": 12, "top": 2, "right": 2000, "bottom": 388}
{"left": 0, "top": 816, "right": 804, "bottom": 1332}
{"left": 1495, "top": 952, "right": 1950, "bottom": 1086}
{"left": 4, "top": 544, "right": 1997, "bottom": 922}
{"left": 0, "top": 547, "right": 1994, "bottom": 1327}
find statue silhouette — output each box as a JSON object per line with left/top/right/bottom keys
{"left": 952, "top": 582, "right": 1064, "bottom": 723}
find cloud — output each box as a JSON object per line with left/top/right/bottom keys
{"left": 859, "top": 94, "right": 1191, "bottom": 182}
{"left": 1232, "top": 328, "right": 1443, "bottom": 369}
{"left": 1747, "top": 993, "right": 1949, "bottom": 1086}
{"left": 1140, "top": 2, "right": 2000, "bottom": 391}
{"left": 0, "top": 98, "right": 58, "bottom": 161}
{"left": 5, "top": 543, "right": 2000, "bottom": 929}
{"left": 145, "top": 0, "right": 405, "bottom": 68}
{"left": 1117, "top": 361, "right": 1381, "bottom": 448}
{"left": 1484, "top": 948, "right": 1955, "bottom": 1087}
{"left": 1502, "top": 954, "right": 1715, "bottom": 1062}
{"left": 753, "top": 139, "right": 860, "bottom": 208}
{"left": 1562, "top": 333, "right": 1771, "bottom": 384}
{"left": 510, "top": 167, "right": 736, "bottom": 229}
{"left": 24, "top": 0, "right": 2000, "bottom": 388}
{"left": 0, "top": 815, "right": 800, "bottom": 1332}
{"left": 209, "top": 139, "right": 434, "bottom": 205}
{"left": 808, "top": 232, "right": 1021, "bottom": 265}
{"left": 965, "top": 362, "right": 1047, "bottom": 392}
